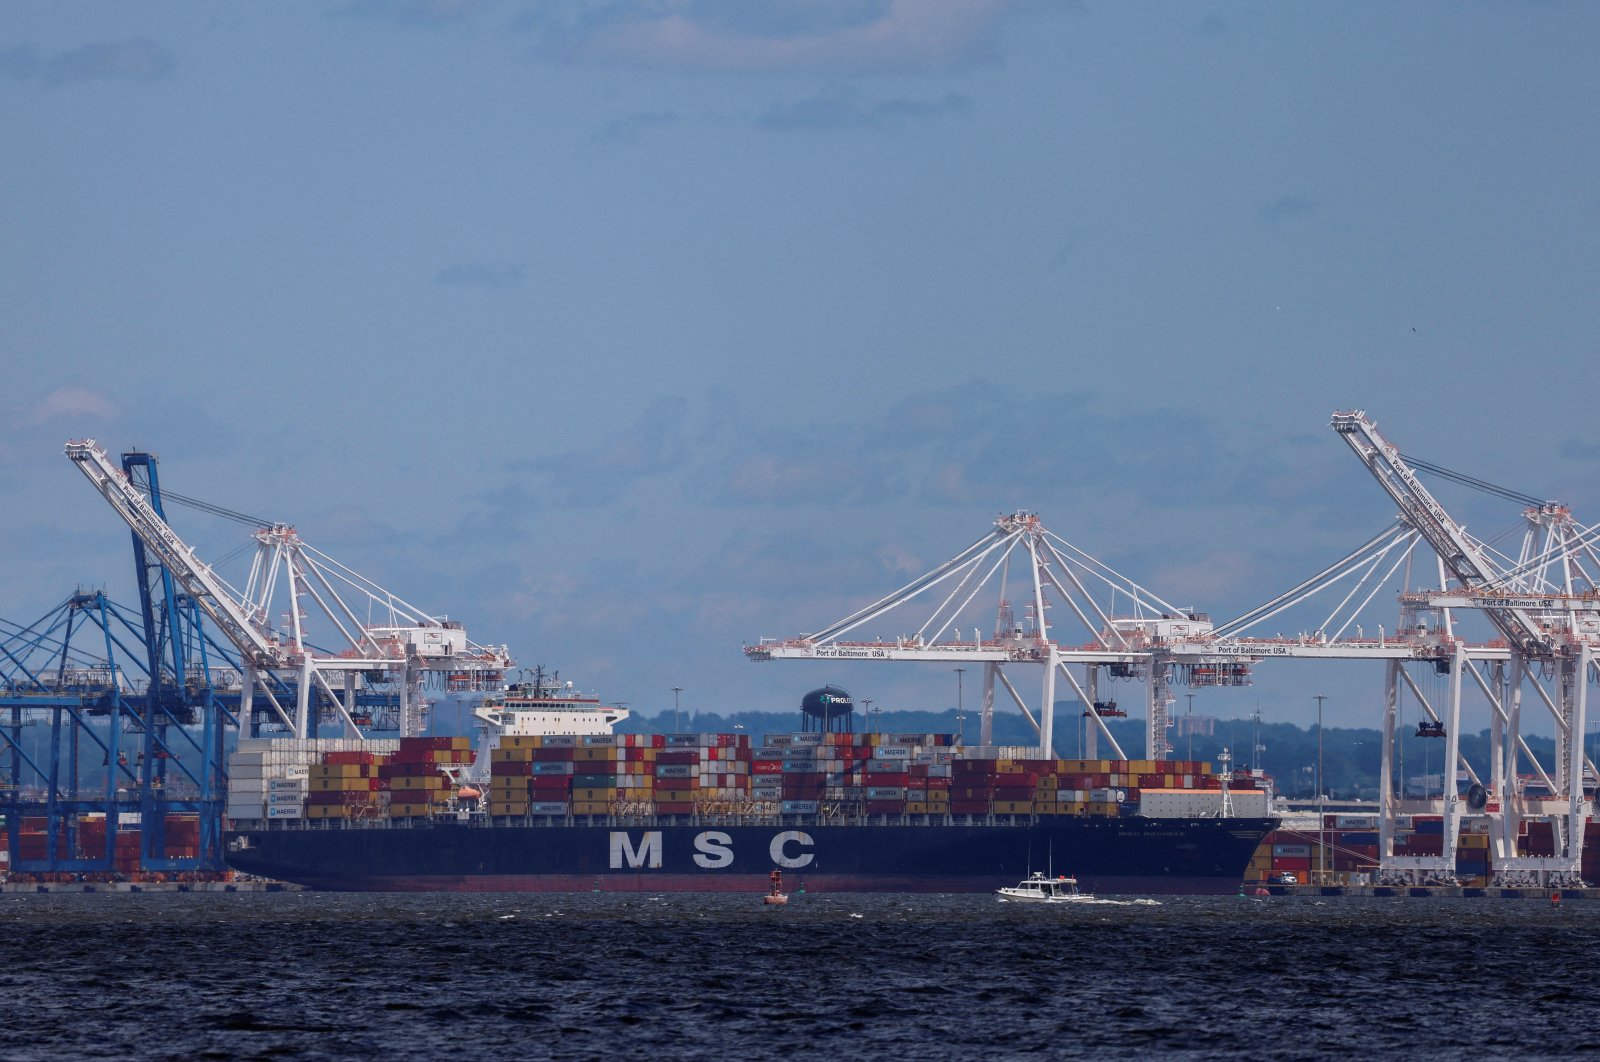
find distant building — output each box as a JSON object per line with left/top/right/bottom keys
{"left": 1172, "top": 715, "right": 1217, "bottom": 737}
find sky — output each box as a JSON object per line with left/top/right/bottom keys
{"left": 2, "top": 1, "right": 1598, "bottom": 744}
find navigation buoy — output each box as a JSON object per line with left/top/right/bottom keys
{"left": 764, "top": 869, "right": 788, "bottom": 906}
{"left": 1551, "top": 891, "right": 1562, "bottom": 905}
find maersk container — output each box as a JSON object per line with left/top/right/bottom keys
{"left": 781, "top": 800, "right": 819, "bottom": 814}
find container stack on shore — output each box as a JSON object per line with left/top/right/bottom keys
{"left": 1245, "top": 815, "right": 1600, "bottom": 886}
{"left": 6, "top": 813, "right": 202, "bottom": 869}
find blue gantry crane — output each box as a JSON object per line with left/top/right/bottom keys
{"left": 3, "top": 451, "right": 275, "bottom": 880}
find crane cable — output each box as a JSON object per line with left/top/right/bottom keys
{"left": 1399, "top": 453, "right": 1547, "bottom": 508}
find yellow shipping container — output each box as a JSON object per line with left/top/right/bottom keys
{"left": 1034, "top": 801, "right": 1061, "bottom": 815}
{"left": 1460, "top": 833, "right": 1490, "bottom": 849}
{"left": 306, "top": 804, "right": 349, "bottom": 819}
{"left": 575, "top": 747, "right": 616, "bottom": 763}
{"left": 307, "top": 778, "right": 356, "bottom": 792}
{"left": 993, "top": 800, "right": 1032, "bottom": 815}
{"left": 655, "top": 789, "right": 696, "bottom": 803}
{"left": 491, "top": 747, "right": 535, "bottom": 762}
{"left": 310, "top": 763, "right": 371, "bottom": 779}
{"left": 389, "top": 775, "right": 446, "bottom": 790}
{"left": 571, "top": 800, "right": 611, "bottom": 815}
{"left": 389, "top": 803, "right": 435, "bottom": 818}
{"left": 574, "top": 787, "right": 616, "bottom": 802}
{"left": 906, "top": 802, "right": 929, "bottom": 815}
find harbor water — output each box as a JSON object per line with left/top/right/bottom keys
{"left": 2, "top": 891, "right": 1597, "bottom": 1060}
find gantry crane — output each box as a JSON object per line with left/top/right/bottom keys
{"left": 66, "top": 439, "right": 512, "bottom": 739}
{"left": 1331, "top": 410, "right": 1600, "bottom": 886}
{"left": 746, "top": 510, "right": 1230, "bottom": 759}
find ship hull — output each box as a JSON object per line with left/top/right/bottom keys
{"left": 226, "top": 816, "right": 1275, "bottom": 894}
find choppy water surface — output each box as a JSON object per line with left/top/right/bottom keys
{"left": 3, "top": 890, "right": 1599, "bottom": 1060}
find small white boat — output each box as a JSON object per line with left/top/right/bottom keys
{"left": 996, "top": 871, "right": 1094, "bottom": 903}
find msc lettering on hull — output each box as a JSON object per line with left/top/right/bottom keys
{"left": 608, "top": 830, "right": 815, "bottom": 870}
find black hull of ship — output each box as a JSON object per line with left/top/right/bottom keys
{"left": 226, "top": 816, "right": 1276, "bottom": 894}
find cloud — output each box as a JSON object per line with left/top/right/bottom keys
{"left": 523, "top": 396, "right": 690, "bottom": 506}
{"left": 523, "top": 0, "right": 1014, "bottom": 74}
{"left": 435, "top": 262, "right": 526, "bottom": 290}
{"left": 1260, "top": 195, "right": 1320, "bottom": 224}
{"left": 594, "top": 110, "right": 681, "bottom": 145}
{"left": 0, "top": 40, "right": 176, "bottom": 87}
{"left": 24, "top": 386, "right": 121, "bottom": 426}
{"left": 332, "top": 0, "right": 500, "bottom": 26}
{"left": 756, "top": 84, "right": 967, "bottom": 131}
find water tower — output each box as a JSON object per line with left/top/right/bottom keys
{"left": 800, "top": 685, "right": 854, "bottom": 734}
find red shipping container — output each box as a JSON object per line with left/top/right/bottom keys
{"left": 322, "top": 750, "right": 379, "bottom": 765}
{"left": 655, "top": 801, "right": 694, "bottom": 814}
{"left": 752, "top": 761, "right": 784, "bottom": 775}
{"left": 657, "top": 750, "right": 699, "bottom": 764}
{"left": 492, "top": 761, "right": 534, "bottom": 777}
{"left": 531, "top": 748, "right": 577, "bottom": 762}
{"left": 865, "top": 801, "right": 906, "bottom": 814}
{"left": 950, "top": 800, "right": 989, "bottom": 815}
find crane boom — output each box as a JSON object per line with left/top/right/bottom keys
{"left": 67, "top": 440, "right": 282, "bottom": 666}
{"left": 1330, "top": 411, "right": 1549, "bottom": 654}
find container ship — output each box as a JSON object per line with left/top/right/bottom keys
{"left": 224, "top": 679, "right": 1276, "bottom": 893}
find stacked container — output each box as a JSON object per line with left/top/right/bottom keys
{"left": 307, "top": 750, "right": 386, "bottom": 820}
{"left": 382, "top": 737, "right": 473, "bottom": 817}
{"left": 226, "top": 738, "right": 398, "bottom": 822}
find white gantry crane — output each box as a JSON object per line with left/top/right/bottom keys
{"left": 746, "top": 510, "right": 1229, "bottom": 759}
{"left": 1331, "top": 410, "right": 1600, "bottom": 887}
{"left": 67, "top": 439, "right": 512, "bottom": 739}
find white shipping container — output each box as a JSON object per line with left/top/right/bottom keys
{"left": 266, "top": 804, "right": 302, "bottom": 819}
{"left": 1132, "top": 789, "right": 1224, "bottom": 818}
{"left": 268, "top": 778, "right": 306, "bottom": 793}
{"left": 267, "top": 791, "right": 303, "bottom": 806}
